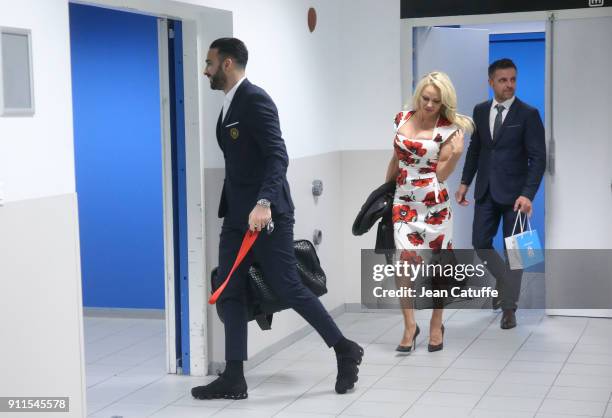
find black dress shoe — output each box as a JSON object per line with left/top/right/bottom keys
{"left": 396, "top": 325, "right": 420, "bottom": 353}
{"left": 191, "top": 373, "right": 248, "bottom": 400}
{"left": 335, "top": 340, "right": 364, "bottom": 394}
{"left": 500, "top": 309, "right": 517, "bottom": 329}
{"left": 428, "top": 324, "right": 445, "bottom": 352}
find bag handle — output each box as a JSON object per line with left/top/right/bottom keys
{"left": 524, "top": 215, "right": 533, "bottom": 233}
{"left": 209, "top": 230, "right": 260, "bottom": 304}
{"left": 511, "top": 211, "right": 534, "bottom": 236}
{"left": 511, "top": 211, "right": 525, "bottom": 236}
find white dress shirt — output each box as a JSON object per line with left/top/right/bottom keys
{"left": 489, "top": 96, "right": 515, "bottom": 138}
{"left": 222, "top": 76, "right": 247, "bottom": 120}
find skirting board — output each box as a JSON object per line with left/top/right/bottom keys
{"left": 83, "top": 307, "right": 165, "bottom": 319}
{"left": 208, "top": 303, "right": 348, "bottom": 375}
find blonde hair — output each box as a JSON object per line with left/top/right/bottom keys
{"left": 411, "top": 71, "right": 474, "bottom": 133}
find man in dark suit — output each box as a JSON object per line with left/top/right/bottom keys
{"left": 456, "top": 59, "right": 546, "bottom": 329}
{"left": 191, "top": 38, "right": 363, "bottom": 400}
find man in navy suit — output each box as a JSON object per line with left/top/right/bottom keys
{"left": 456, "top": 59, "right": 546, "bottom": 329}
{"left": 191, "top": 38, "right": 363, "bottom": 400}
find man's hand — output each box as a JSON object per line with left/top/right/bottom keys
{"left": 248, "top": 204, "right": 272, "bottom": 232}
{"left": 514, "top": 196, "right": 533, "bottom": 216}
{"left": 455, "top": 184, "right": 470, "bottom": 206}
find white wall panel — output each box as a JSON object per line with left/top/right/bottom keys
{"left": 0, "top": 194, "right": 85, "bottom": 418}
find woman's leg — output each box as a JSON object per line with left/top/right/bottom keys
{"left": 399, "top": 307, "right": 418, "bottom": 346}
{"left": 429, "top": 308, "right": 444, "bottom": 345}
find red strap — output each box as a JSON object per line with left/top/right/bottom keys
{"left": 208, "top": 230, "right": 260, "bottom": 304}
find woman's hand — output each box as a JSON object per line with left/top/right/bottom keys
{"left": 448, "top": 130, "right": 464, "bottom": 156}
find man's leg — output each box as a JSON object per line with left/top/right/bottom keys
{"left": 254, "top": 214, "right": 342, "bottom": 346}
{"left": 473, "top": 191, "right": 505, "bottom": 306}
{"left": 192, "top": 225, "right": 251, "bottom": 400}
{"left": 255, "top": 213, "right": 363, "bottom": 394}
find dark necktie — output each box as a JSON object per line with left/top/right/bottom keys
{"left": 493, "top": 104, "right": 505, "bottom": 141}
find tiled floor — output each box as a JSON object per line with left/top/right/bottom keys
{"left": 85, "top": 310, "right": 612, "bottom": 417}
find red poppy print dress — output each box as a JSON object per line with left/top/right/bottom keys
{"left": 393, "top": 110, "right": 458, "bottom": 254}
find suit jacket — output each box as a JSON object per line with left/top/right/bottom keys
{"left": 217, "top": 79, "right": 294, "bottom": 224}
{"left": 461, "top": 97, "right": 546, "bottom": 205}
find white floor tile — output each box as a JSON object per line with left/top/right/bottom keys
{"left": 358, "top": 387, "right": 421, "bottom": 404}
{"left": 452, "top": 357, "right": 507, "bottom": 371}
{"left": 440, "top": 367, "right": 500, "bottom": 383}
{"left": 513, "top": 349, "right": 570, "bottom": 363}
{"left": 415, "top": 391, "right": 481, "bottom": 409}
{"left": 537, "top": 398, "right": 607, "bottom": 417}
{"left": 398, "top": 353, "right": 456, "bottom": 368}
{"left": 547, "top": 385, "right": 611, "bottom": 402}
{"left": 567, "top": 352, "right": 612, "bottom": 366}
{"left": 475, "top": 395, "right": 543, "bottom": 413}
{"left": 118, "top": 375, "right": 194, "bottom": 406}
{"left": 403, "top": 404, "right": 472, "bottom": 418}
{"left": 486, "top": 381, "right": 549, "bottom": 398}
{"left": 90, "top": 401, "right": 164, "bottom": 418}
{"left": 372, "top": 375, "right": 435, "bottom": 391}
{"left": 504, "top": 360, "right": 564, "bottom": 374}
{"left": 274, "top": 412, "right": 336, "bottom": 418}
{"left": 495, "top": 370, "right": 558, "bottom": 386}
{"left": 428, "top": 379, "right": 490, "bottom": 395}
{"left": 340, "top": 400, "right": 411, "bottom": 417}
{"left": 471, "top": 410, "right": 534, "bottom": 418}
{"left": 385, "top": 365, "right": 446, "bottom": 380}
{"left": 281, "top": 396, "right": 355, "bottom": 415}
{"left": 555, "top": 373, "right": 612, "bottom": 389}
{"left": 223, "top": 393, "right": 299, "bottom": 415}
{"left": 562, "top": 363, "right": 612, "bottom": 377}
{"left": 83, "top": 313, "right": 612, "bottom": 418}
{"left": 149, "top": 404, "right": 222, "bottom": 417}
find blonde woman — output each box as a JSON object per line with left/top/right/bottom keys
{"left": 386, "top": 71, "right": 473, "bottom": 352}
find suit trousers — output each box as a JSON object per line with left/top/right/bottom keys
{"left": 218, "top": 213, "right": 343, "bottom": 361}
{"left": 472, "top": 190, "right": 523, "bottom": 310}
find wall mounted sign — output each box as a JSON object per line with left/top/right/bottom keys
{"left": 0, "top": 27, "right": 35, "bottom": 116}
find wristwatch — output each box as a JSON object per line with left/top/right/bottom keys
{"left": 257, "top": 198, "right": 271, "bottom": 208}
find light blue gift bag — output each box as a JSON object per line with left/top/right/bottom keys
{"left": 505, "top": 212, "right": 544, "bottom": 270}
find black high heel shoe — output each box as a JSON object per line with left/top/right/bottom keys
{"left": 396, "top": 325, "right": 420, "bottom": 352}
{"left": 428, "top": 324, "right": 445, "bottom": 352}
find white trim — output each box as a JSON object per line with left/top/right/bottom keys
{"left": 182, "top": 18, "right": 207, "bottom": 377}
{"left": 545, "top": 13, "right": 554, "bottom": 178}
{"left": 157, "top": 17, "right": 177, "bottom": 375}
{"left": 0, "top": 26, "right": 35, "bottom": 116}
{"left": 71, "top": 195, "right": 87, "bottom": 418}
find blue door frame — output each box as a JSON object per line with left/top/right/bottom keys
{"left": 167, "top": 19, "right": 190, "bottom": 374}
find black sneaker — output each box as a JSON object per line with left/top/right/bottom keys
{"left": 191, "top": 373, "right": 248, "bottom": 400}
{"left": 335, "top": 340, "right": 364, "bottom": 394}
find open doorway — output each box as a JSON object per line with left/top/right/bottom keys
{"left": 405, "top": 8, "right": 612, "bottom": 317}
{"left": 69, "top": 3, "right": 191, "bottom": 404}
{"left": 410, "top": 20, "right": 547, "bottom": 306}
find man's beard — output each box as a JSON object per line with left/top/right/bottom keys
{"left": 209, "top": 71, "right": 226, "bottom": 90}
